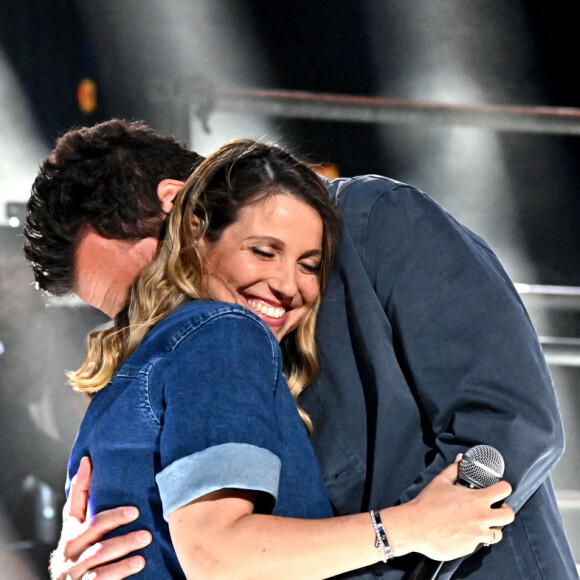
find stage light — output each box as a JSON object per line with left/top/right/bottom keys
{"left": 78, "top": 0, "right": 277, "bottom": 149}
{"left": 76, "top": 78, "right": 98, "bottom": 114}
{"left": 311, "top": 163, "right": 340, "bottom": 179}
{"left": 0, "top": 49, "right": 47, "bottom": 227}
{"left": 6, "top": 202, "right": 27, "bottom": 228}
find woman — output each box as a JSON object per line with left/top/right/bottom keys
{"left": 66, "top": 140, "right": 514, "bottom": 579}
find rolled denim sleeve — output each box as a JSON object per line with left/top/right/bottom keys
{"left": 148, "top": 309, "right": 286, "bottom": 518}
{"left": 156, "top": 442, "right": 281, "bottom": 519}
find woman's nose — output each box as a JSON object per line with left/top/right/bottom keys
{"left": 268, "top": 262, "right": 299, "bottom": 299}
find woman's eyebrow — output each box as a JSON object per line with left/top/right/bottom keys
{"left": 300, "top": 249, "right": 323, "bottom": 258}
{"left": 244, "top": 236, "right": 322, "bottom": 257}
{"left": 244, "top": 235, "right": 282, "bottom": 245}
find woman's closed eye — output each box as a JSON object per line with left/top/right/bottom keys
{"left": 299, "top": 261, "right": 321, "bottom": 274}
{"left": 249, "top": 246, "right": 275, "bottom": 258}
{"left": 249, "top": 246, "right": 321, "bottom": 274}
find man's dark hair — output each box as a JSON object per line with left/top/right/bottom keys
{"left": 24, "top": 119, "right": 204, "bottom": 296}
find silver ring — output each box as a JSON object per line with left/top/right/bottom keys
{"left": 483, "top": 530, "right": 496, "bottom": 547}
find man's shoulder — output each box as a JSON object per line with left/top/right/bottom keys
{"left": 323, "top": 174, "right": 440, "bottom": 239}
{"left": 325, "top": 174, "right": 401, "bottom": 199}
{"left": 324, "top": 174, "right": 428, "bottom": 212}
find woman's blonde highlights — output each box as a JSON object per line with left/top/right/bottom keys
{"left": 69, "top": 139, "right": 339, "bottom": 433}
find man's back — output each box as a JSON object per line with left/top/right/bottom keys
{"left": 302, "top": 174, "right": 578, "bottom": 578}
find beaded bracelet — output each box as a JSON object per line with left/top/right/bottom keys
{"left": 370, "top": 509, "right": 394, "bottom": 563}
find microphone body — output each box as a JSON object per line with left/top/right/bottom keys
{"left": 403, "top": 445, "right": 505, "bottom": 580}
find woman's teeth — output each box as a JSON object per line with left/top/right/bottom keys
{"left": 247, "top": 299, "right": 286, "bottom": 319}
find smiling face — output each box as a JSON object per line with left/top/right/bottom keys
{"left": 200, "top": 192, "right": 323, "bottom": 342}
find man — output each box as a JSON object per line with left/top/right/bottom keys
{"left": 25, "top": 119, "right": 578, "bottom": 579}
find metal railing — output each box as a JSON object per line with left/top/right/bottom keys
{"left": 514, "top": 284, "right": 580, "bottom": 367}
{"left": 148, "top": 79, "right": 580, "bottom": 135}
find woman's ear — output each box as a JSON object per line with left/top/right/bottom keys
{"left": 157, "top": 179, "right": 185, "bottom": 214}
{"left": 190, "top": 214, "right": 207, "bottom": 246}
{"left": 190, "top": 214, "right": 202, "bottom": 229}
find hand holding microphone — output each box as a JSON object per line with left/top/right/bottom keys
{"left": 400, "top": 445, "right": 515, "bottom": 580}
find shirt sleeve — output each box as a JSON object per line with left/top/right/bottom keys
{"left": 152, "top": 310, "right": 284, "bottom": 520}
{"left": 359, "top": 177, "right": 564, "bottom": 510}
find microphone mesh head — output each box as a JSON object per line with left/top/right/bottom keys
{"left": 459, "top": 445, "right": 505, "bottom": 489}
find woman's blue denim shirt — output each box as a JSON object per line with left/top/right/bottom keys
{"left": 67, "top": 301, "right": 332, "bottom": 578}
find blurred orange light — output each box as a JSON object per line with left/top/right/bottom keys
{"left": 77, "top": 78, "right": 98, "bottom": 114}
{"left": 311, "top": 163, "right": 340, "bottom": 180}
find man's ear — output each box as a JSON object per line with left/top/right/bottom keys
{"left": 157, "top": 179, "right": 185, "bottom": 214}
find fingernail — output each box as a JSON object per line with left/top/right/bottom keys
{"left": 123, "top": 507, "right": 139, "bottom": 519}
{"left": 136, "top": 531, "right": 152, "bottom": 545}
{"left": 129, "top": 556, "right": 145, "bottom": 569}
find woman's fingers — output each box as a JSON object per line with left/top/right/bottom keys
{"left": 437, "top": 461, "right": 461, "bottom": 484}
{"left": 490, "top": 502, "right": 516, "bottom": 527}
{"left": 410, "top": 460, "right": 517, "bottom": 561}
{"left": 490, "top": 527, "right": 502, "bottom": 545}
{"left": 486, "top": 480, "right": 513, "bottom": 502}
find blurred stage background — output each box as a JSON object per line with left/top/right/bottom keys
{"left": 0, "top": 1, "right": 579, "bottom": 577}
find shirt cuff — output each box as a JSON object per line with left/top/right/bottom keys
{"left": 156, "top": 442, "right": 281, "bottom": 520}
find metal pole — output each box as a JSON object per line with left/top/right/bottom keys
{"left": 216, "top": 87, "right": 580, "bottom": 135}
{"left": 147, "top": 79, "right": 580, "bottom": 135}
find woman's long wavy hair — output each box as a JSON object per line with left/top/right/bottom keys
{"left": 69, "top": 139, "right": 339, "bottom": 432}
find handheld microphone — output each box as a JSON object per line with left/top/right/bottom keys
{"left": 404, "top": 445, "right": 505, "bottom": 580}
{"left": 457, "top": 445, "right": 504, "bottom": 489}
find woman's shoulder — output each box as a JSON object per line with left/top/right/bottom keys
{"left": 138, "top": 301, "right": 283, "bottom": 402}
{"left": 143, "top": 300, "right": 276, "bottom": 354}
{"left": 164, "top": 299, "right": 249, "bottom": 325}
